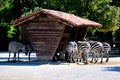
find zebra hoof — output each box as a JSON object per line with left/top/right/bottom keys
{"left": 106, "top": 59, "right": 109, "bottom": 62}
{"left": 89, "top": 61, "right": 93, "bottom": 63}
{"left": 85, "top": 62, "right": 88, "bottom": 64}
{"left": 72, "top": 61, "right": 75, "bottom": 63}
{"left": 106, "top": 61, "right": 108, "bottom": 62}
{"left": 94, "top": 61, "right": 97, "bottom": 63}
{"left": 100, "top": 61, "right": 103, "bottom": 64}
{"left": 67, "top": 60, "right": 71, "bottom": 63}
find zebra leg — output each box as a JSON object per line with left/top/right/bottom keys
{"left": 67, "top": 53, "right": 71, "bottom": 63}
{"left": 13, "top": 52, "right": 16, "bottom": 62}
{"left": 106, "top": 52, "right": 109, "bottom": 62}
{"left": 82, "top": 53, "right": 86, "bottom": 62}
{"left": 71, "top": 54, "right": 76, "bottom": 63}
{"left": 79, "top": 53, "right": 82, "bottom": 62}
{"left": 94, "top": 54, "right": 99, "bottom": 63}
{"left": 69, "top": 53, "right": 73, "bottom": 63}
{"left": 68, "top": 53, "right": 75, "bottom": 63}
{"left": 28, "top": 52, "right": 31, "bottom": 61}
{"left": 94, "top": 54, "right": 97, "bottom": 62}
{"left": 67, "top": 51, "right": 74, "bottom": 63}
{"left": 76, "top": 53, "right": 81, "bottom": 62}
{"left": 90, "top": 53, "right": 95, "bottom": 63}
{"left": 100, "top": 53, "right": 103, "bottom": 63}
{"left": 18, "top": 52, "right": 20, "bottom": 61}
{"left": 78, "top": 52, "right": 84, "bottom": 62}
{"left": 84, "top": 53, "right": 88, "bottom": 64}
{"left": 8, "top": 52, "right": 11, "bottom": 62}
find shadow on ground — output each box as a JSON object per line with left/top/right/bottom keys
{"left": 104, "top": 66, "right": 120, "bottom": 72}
{"left": 0, "top": 60, "right": 68, "bottom": 66}
{"left": 0, "top": 52, "right": 120, "bottom": 66}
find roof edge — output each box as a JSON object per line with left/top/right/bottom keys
{"left": 11, "top": 10, "right": 41, "bottom": 26}
{"left": 11, "top": 9, "right": 102, "bottom": 27}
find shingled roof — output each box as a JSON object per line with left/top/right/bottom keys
{"left": 11, "top": 9, "right": 102, "bottom": 27}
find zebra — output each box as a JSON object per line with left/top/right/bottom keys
{"left": 77, "top": 41, "right": 91, "bottom": 64}
{"left": 8, "top": 41, "right": 27, "bottom": 62}
{"left": 89, "top": 41, "right": 103, "bottom": 63}
{"left": 66, "top": 41, "right": 78, "bottom": 63}
{"left": 102, "top": 42, "right": 111, "bottom": 62}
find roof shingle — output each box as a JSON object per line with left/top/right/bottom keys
{"left": 11, "top": 9, "right": 102, "bottom": 27}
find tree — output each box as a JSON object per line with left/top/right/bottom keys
{"left": 39, "top": 0, "right": 120, "bottom": 41}
{"left": 0, "top": 0, "right": 120, "bottom": 50}
{"left": 0, "top": 0, "right": 16, "bottom": 39}
{"left": 110, "top": 0, "right": 120, "bottom": 7}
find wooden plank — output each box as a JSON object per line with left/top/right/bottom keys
{"left": 32, "top": 42, "right": 45, "bottom": 44}
{"left": 32, "top": 42, "right": 59, "bottom": 46}
{"left": 31, "top": 38, "right": 57, "bottom": 42}
{"left": 27, "top": 27, "right": 63, "bottom": 30}
{"left": 31, "top": 38, "right": 60, "bottom": 42}
{"left": 31, "top": 18, "right": 52, "bottom": 22}
{"left": 36, "top": 51, "right": 53, "bottom": 56}
{"left": 35, "top": 48, "right": 55, "bottom": 51}
{"left": 28, "top": 21, "right": 59, "bottom": 27}
{"left": 35, "top": 48, "right": 54, "bottom": 52}
{"left": 27, "top": 31, "right": 62, "bottom": 34}
{"left": 28, "top": 33, "right": 61, "bottom": 36}
{"left": 30, "top": 36, "right": 60, "bottom": 39}
{"left": 34, "top": 48, "right": 46, "bottom": 51}
{"left": 28, "top": 31, "right": 62, "bottom": 34}
{"left": 34, "top": 46, "right": 55, "bottom": 51}
{"left": 27, "top": 27, "right": 55, "bottom": 30}
{"left": 27, "top": 29, "right": 62, "bottom": 32}
{"left": 27, "top": 25, "right": 62, "bottom": 29}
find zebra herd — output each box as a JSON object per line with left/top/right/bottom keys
{"left": 8, "top": 40, "right": 111, "bottom": 64}
{"left": 65, "top": 41, "right": 111, "bottom": 64}
{"left": 8, "top": 41, "right": 33, "bottom": 62}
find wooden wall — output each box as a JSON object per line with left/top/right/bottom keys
{"left": 24, "top": 14, "right": 65, "bottom": 61}
{"left": 21, "top": 13, "right": 88, "bottom": 61}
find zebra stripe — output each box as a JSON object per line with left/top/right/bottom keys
{"left": 102, "top": 42, "right": 111, "bottom": 62}
{"left": 66, "top": 41, "right": 78, "bottom": 63}
{"left": 77, "top": 41, "right": 91, "bottom": 64}
{"left": 89, "top": 41, "right": 103, "bottom": 63}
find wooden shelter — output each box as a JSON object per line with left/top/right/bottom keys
{"left": 11, "top": 9, "right": 102, "bottom": 61}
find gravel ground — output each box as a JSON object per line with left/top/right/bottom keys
{"left": 0, "top": 52, "right": 120, "bottom": 80}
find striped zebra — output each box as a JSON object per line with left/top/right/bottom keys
{"left": 102, "top": 42, "right": 111, "bottom": 62}
{"left": 8, "top": 41, "right": 27, "bottom": 62}
{"left": 66, "top": 41, "right": 78, "bottom": 63}
{"left": 89, "top": 41, "right": 103, "bottom": 63}
{"left": 77, "top": 41, "right": 91, "bottom": 64}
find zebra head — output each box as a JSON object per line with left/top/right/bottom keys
{"left": 21, "top": 45, "right": 27, "bottom": 55}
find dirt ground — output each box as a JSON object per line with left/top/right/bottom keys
{"left": 0, "top": 52, "right": 120, "bottom": 80}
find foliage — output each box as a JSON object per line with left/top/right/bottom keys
{"left": 110, "top": 0, "right": 120, "bottom": 7}
{"left": 0, "top": 0, "right": 120, "bottom": 39}
{"left": 95, "top": 5, "right": 120, "bottom": 32}
{"left": 39, "top": 0, "right": 120, "bottom": 32}
{"left": 21, "top": 7, "right": 42, "bottom": 17}
{"left": 0, "top": 0, "right": 14, "bottom": 22}
{"left": 0, "top": 0, "right": 16, "bottom": 39}
{"left": 0, "top": 22, "right": 16, "bottom": 38}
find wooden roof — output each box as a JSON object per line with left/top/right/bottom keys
{"left": 11, "top": 9, "right": 102, "bottom": 27}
